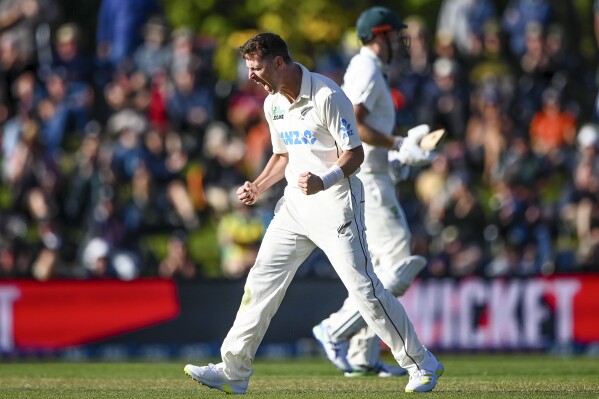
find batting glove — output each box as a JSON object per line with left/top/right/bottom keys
{"left": 407, "top": 124, "right": 430, "bottom": 142}
{"left": 396, "top": 140, "right": 437, "bottom": 166}
{"left": 390, "top": 124, "right": 430, "bottom": 153}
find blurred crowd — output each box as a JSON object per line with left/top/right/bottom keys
{"left": 0, "top": 0, "right": 598, "bottom": 281}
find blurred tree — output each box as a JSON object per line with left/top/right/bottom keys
{"left": 163, "top": 0, "right": 445, "bottom": 80}
{"left": 54, "top": 0, "right": 596, "bottom": 95}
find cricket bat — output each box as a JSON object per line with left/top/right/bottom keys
{"left": 420, "top": 129, "right": 445, "bottom": 151}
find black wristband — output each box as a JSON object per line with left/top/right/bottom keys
{"left": 392, "top": 137, "right": 404, "bottom": 152}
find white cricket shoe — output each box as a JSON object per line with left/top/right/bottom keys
{"left": 395, "top": 255, "right": 427, "bottom": 296}
{"left": 344, "top": 360, "right": 407, "bottom": 378}
{"left": 404, "top": 362, "right": 444, "bottom": 393}
{"left": 184, "top": 363, "right": 249, "bottom": 394}
{"left": 312, "top": 321, "right": 352, "bottom": 372}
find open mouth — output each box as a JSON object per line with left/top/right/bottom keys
{"left": 253, "top": 78, "right": 273, "bottom": 93}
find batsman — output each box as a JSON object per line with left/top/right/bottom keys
{"left": 312, "top": 6, "right": 437, "bottom": 377}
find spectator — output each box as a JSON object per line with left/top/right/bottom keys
{"left": 166, "top": 66, "right": 214, "bottom": 135}
{"left": 529, "top": 87, "right": 577, "bottom": 170}
{"left": 51, "top": 23, "right": 93, "bottom": 85}
{"left": 465, "top": 86, "right": 513, "bottom": 183}
{"left": 1, "top": 118, "right": 64, "bottom": 280}
{"left": 140, "top": 129, "right": 199, "bottom": 230}
{"left": 510, "top": 22, "right": 551, "bottom": 126}
{"left": 501, "top": 0, "right": 552, "bottom": 60}
{"left": 0, "top": 0, "right": 62, "bottom": 67}
{"left": 0, "top": 212, "right": 30, "bottom": 278}
{"left": 595, "top": 0, "right": 599, "bottom": 120}
{"left": 428, "top": 172, "right": 489, "bottom": 277}
{"left": 79, "top": 235, "right": 139, "bottom": 279}
{"left": 147, "top": 68, "right": 169, "bottom": 131}
{"left": 36, "top": 68, "right": 91, "bottom": 158}
{"left": 490, "top": 130, "right": 554, "bottom": 280}
{"left": 0, "top": 34, "right": 35, "bottom": 122}
{"left": 216, "top": 189, "right": 264, "bottom": 279}
{"left": 392, "top": 15, "right": 433, "bottom": 126}
{"left": 133, "top": 16, "right": 171, "bottom": 78}
{"left": 63, "top": 122, "right": 116, "bottom": 229}
{"left": 558, "top": 124, "right": 599, "bottom": 271}
{"left": 426, "top": 57, "right": 470, "bottom": 141}
{"left": 594, "top": 0, "right": 599, "bottom": 48}
{"left": 95, "top": 0, "right": 163, "bottom": 70}
{"left": 201, "top": 121, "right": 246, "bottom": 215}
{"left": 110, "top": 126, "right": 143, "bottom": 186}
{"left": 169, "top": 27, "right": 205, "bottom": 80}
{"left": 468, "top": 19, "right": 515, "bottom": 96}
{"left": 158, "top": 230, "right": 199, "bottom": 279}
{"left": 436, "top": 0, "right": 497, "bottom": 62}
{"left": 487, "top": 173, "right": 554, "bottom": 276}
{"left": 102, "top": 70, "right": 148, "bottom": 135}
{"left": 1, "top": 71, "right": 38, "bottom": 167}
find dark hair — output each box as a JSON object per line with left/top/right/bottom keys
{"left": 239, "top": 32, "right": 292, "bottom": 63}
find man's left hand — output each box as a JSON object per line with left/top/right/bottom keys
{"left": 298, "top": 172, "right": 324, "bottom": 195}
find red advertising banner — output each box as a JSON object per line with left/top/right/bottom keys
{"left": 0, "top": 279, "right": 179, "bottom": 352}
{"left": 399, "top": 275, "right": 599, "bottom": 349}
{"left": 0, "top": 276, "right": 597, "bottom": 353}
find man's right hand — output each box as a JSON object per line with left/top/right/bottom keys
{"left": 396, "top": 140, "right": 436, "bottom": 166}
{"left": 237, "top": 181, "right": 258, "bottom": 205}
{"left": 395, "top": 124, "right": 437, "bottom": 166}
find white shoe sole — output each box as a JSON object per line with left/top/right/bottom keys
{"left": 405, "top": 363, "right": 444, "bottom": 393}
{"left": 184, "top": 364, "right": 247, "bottom": 394}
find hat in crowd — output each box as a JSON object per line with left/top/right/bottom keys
{"left": 56, "top": 23, "right": 78, "bottom": 44}
{"left": 82, "top": 237, "right": 110, "bottom": 269}
{"left": 577, "top": 123, "right": 599, "bottom": 149}
{"left": 433, "top": 57, "right": 456, "bottom": 78}
{"left": 172, "top": 27, "right": 194, "bottom": 41}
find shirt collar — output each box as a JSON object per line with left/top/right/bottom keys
{"left": 296, "top": 63, "right": 312, "bottom": 102}
{"left": 360, "top": 46, "right": 387, "bottom": 76}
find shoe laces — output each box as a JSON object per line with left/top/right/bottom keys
{"left": 206, "top": 363, "right": 224, "bottom": 374}
{"left": 409, "top": 368, "right": 432, "bottom": 382}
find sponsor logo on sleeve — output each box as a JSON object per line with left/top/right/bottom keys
{"left": 340, "top": 118, "right": 354, "bottom": 138}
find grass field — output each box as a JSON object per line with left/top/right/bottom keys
{"left": 0, "top": 354, "right": 598, "bottom": 398}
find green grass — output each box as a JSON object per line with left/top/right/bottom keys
{"left": 0, "top": 354, "right": 598, "bottom": 398}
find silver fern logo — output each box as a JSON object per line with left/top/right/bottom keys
{"left": 299, "top": 106, "right": 313, "bottom": 120}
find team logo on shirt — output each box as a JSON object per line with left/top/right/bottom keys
{"left": 340, "top": 118, "right": 354, "bottom": 138}
{"left": 272, "top": 106, "right": 285, "bottom": 120}
{"left": 299, "top": 106, "right": 313, "bottom": 120}
{"left": 280, "top": 130, "right": 317, "bottom": 145}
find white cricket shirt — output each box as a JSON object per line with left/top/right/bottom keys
{"left": 264, "top": 63, "right": 363, "bottom": 188}
{"left": 342, "top": 47, "right": 395, "bottom": 174}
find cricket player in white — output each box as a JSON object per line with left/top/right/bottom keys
{"left": 183, "top": 32, "right": 443, "bottom": 394}
{"left": 313, "top": 6, "right": 437, "bottom": 378}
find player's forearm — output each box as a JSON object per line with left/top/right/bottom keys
{"left": 253, "top": 153, "right": 288, "bottom": 195}
{"left": 358, "top": 121, "right": 395, "bottom": 149}
{"left": 336, "top": 145, "right": 364, "bottom": 176}
{"left": 353, "top": 104, "right": 395, "bottom": 149}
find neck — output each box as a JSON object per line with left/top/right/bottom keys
{"left": 279, "top": 63, "right": 301, "bottom": 103}
{"left": 366, "top": 42, "right": 389, "bottom": 64}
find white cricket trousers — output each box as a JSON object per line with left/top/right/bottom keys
{"left": 219, "top": 176, "right": 435, "bottom": 379}
{"left": 328, "top": 172, "right": 414, "bottom": 367}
